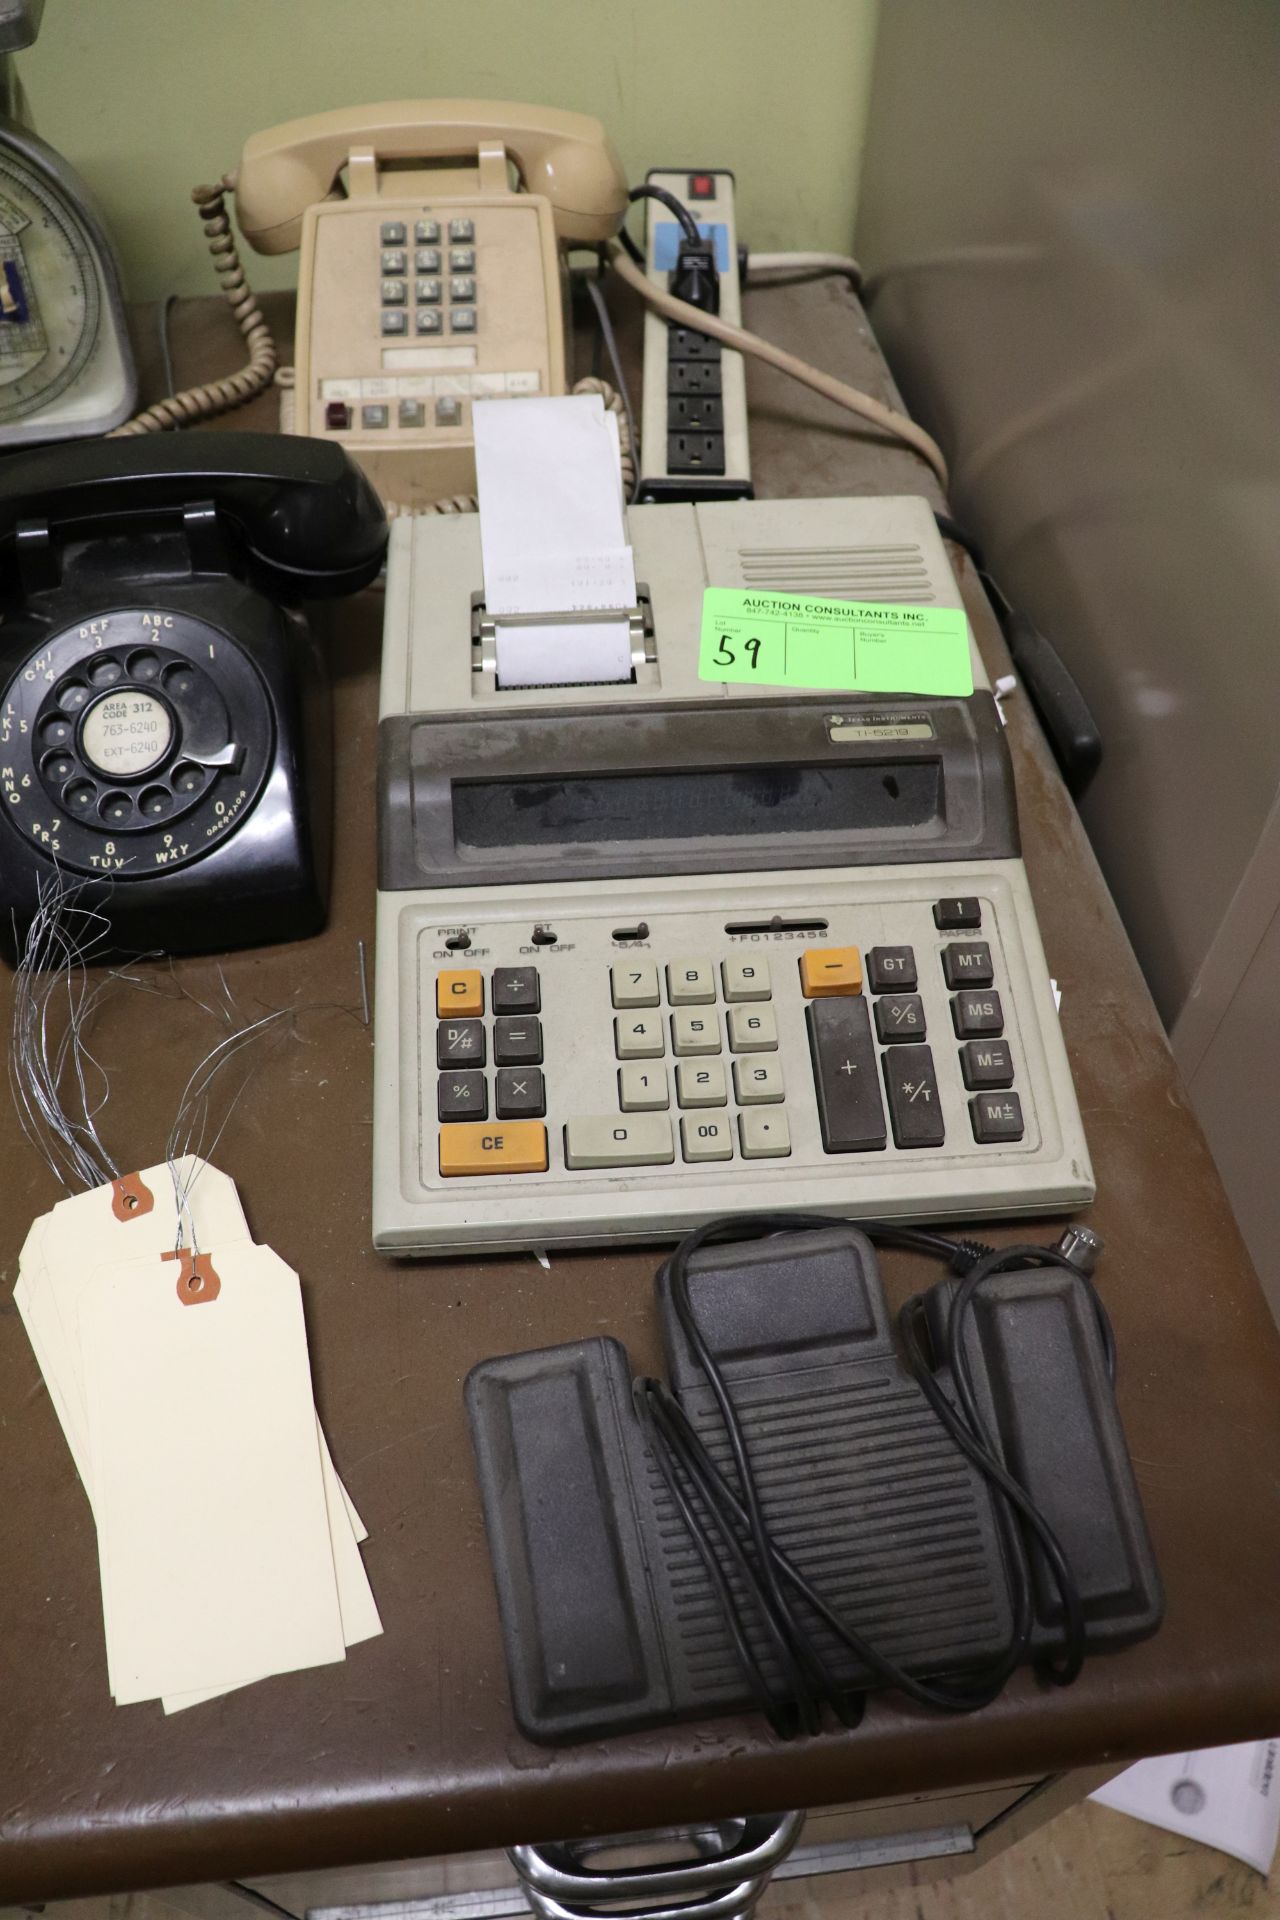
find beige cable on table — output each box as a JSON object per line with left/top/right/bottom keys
{"left": 607, "top": 239, "right": 948, "bottom": 491}
{"left": 110, "top": 178, "right": 277, "bottom": 436}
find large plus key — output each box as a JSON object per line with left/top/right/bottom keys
{"left": 805, "top": 997, "right": 886, "bottom": 1151}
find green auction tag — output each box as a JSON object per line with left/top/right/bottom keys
{"left": 698, "top": 589, "right": 973, "bottom": 697}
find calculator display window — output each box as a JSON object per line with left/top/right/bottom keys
{"left": 452, "top": 762, "right": 942, "bottom": 853}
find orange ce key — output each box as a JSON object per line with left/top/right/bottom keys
{"left": 799, "top": 947, "right": 863, "bottom": 997}
{"left": 439, "top": 1121, "right": 548, "bottom": 1177}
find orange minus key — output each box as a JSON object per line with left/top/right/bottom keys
{"left": 799, "top": 946, "right": 863, "bottom": 997}
{"left": 439, "top": 1121, "right": 548, "bottom": 1177}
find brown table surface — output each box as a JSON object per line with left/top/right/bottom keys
{"left": 2, "top": 280, "right": 1280, "bottom": 1905}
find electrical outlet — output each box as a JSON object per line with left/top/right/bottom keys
{"left": 668, "top": 393, "right": 724, "bottom": 432}
{"left": 638, "top": 169, "right": 751, "bottom": 502}
{"left": 667, "top": 326, "right": 721, "bottom": 364}
{"left": 668, "top": 431, "right": 726, "bottom": 476}
{"left": 669, "top": 360, "right": 721, "bottom": 396}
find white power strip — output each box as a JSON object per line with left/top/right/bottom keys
{"left": 637, "top": 168, "right": 752, "bottom": 501}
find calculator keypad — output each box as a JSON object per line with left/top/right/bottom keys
{"left": 424, "top": 891, "right": 1036, "bottom": 1181}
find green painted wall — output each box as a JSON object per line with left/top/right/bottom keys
{"left": 19, "top": 0, "right": 879, "bottom": 301}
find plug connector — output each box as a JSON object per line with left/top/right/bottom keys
{"left": 670, "top": 236, "right": 720, "bottom": 314}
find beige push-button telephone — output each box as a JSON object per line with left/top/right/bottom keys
{"left": 232, "top": 102, "right": 627, "bottom": 508}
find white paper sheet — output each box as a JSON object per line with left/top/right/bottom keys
{"left": 1092, "top": 1742, "right": 1280, "bottom": 1876}
{"left": 81, "top": 1241, "right": 347, "bottom": 1704}
{"left": 473, "top": 393, "right": 637, "bottom": 687}
{"left": 495, "top": 618, "right": 634, "bottom": 689}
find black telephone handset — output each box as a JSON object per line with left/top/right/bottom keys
{"left": 0, "top": 432, "right": 387, "bottom": 958}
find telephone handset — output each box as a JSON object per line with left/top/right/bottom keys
{"left": 232, "top": 101, "right": 628, "bottom": 507}
{"left": 0, "top": 432, "right": 387, "bottom": 959}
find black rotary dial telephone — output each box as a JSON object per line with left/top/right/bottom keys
{"left": 0, "top": 432, "right": 387, "bottom": 957}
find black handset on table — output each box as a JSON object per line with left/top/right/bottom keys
{"left": 0, "top": 432, "right": 387, "bottom": 958}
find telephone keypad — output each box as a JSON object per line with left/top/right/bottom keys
{"left": 414, "top": 218, "right": 440, "bottom": 243}
{"left": 414, "top": 247, "right": 441, "bottom": 272}
{"left": 449, "top": 307, "right": 477, "bottom": 333}
{"left": 449, "top": 246, "right": 476, "bottom": 271}
{"left": 380, "top": 221, "right": 407, "bottom": 245}
{"left": 380, "top": 249, "right": 407, "bottom": 274}
{"left": 380, "top": 279, "right": 407, "bottom": 305}
{"left": 417, "top": 310, "right": 444, "bottom": 336}
{"left": 381, "top": 310, "right": 408, "bottom": 336}
{"left": 449, "top": 275, "right": 476, "bottom": 301}
{"left": 415, "top": 277, "right": 442, "bottom": 303}
{"left": 448, "top": 218, "right": 474, "bottom": 242}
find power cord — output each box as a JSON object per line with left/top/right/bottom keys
{"left": 634, "top": 1211, "right": 1112, "bottom": 1739}
{"left": 744, "top": 251, "right": 864, "bottom": 292}
{"left": 111, "top": 179, "right": 277, "bottom": 435}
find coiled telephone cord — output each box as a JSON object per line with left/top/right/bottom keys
{"left": 110, "top": 178, "right": 278, "bottom": 436}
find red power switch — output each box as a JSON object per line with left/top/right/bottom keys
{"left": 325, "top": 401, "right": 350, "bottom": 430}
{"left": 687, "top": 172, "right": 715, "bottom": 200}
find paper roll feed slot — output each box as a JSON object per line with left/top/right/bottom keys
{"left": 471, "top": 592, "right": 657, "bottom": 691}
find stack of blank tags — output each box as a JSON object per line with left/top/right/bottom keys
{"left": 13, "top": 1157, "right": 380, "bottom": 1710}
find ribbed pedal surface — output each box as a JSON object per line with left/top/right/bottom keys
{"left": 645, "top": 1367, "right": 1010, "bottom": 1703}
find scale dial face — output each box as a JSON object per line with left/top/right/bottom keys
{"left": 0, "top": 149, "right": 100, "bottom": 421}
{"left": 0, "top": 120, "right": 135, "bottom": 440}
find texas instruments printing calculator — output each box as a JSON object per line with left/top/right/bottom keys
{"left": 372, "top": 496, "right": 1092, "bottom": 1255}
